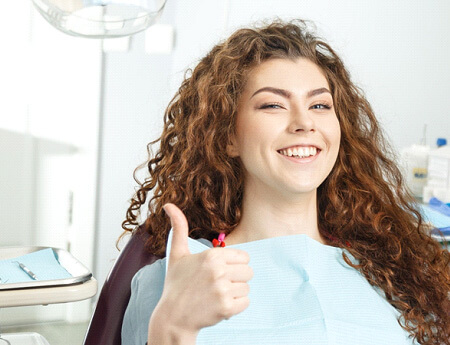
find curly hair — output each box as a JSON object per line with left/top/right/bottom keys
{"left": 121, "top": 19, "right": 450, "bottom": 344}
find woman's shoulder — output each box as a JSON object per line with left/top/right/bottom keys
{"left": 133, "top": 237, "right": 213, "bottom": 282}
{"left": 129, "top": 257, "right": 166, "bottom": 301}
{"left": 133, "top": 257, "right": 166, "bottom": 281}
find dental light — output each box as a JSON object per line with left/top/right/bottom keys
{"left": 31, "top": 0, "right": 167, "bottom": 38}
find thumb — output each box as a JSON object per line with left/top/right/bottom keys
{"left": 163, "top": 203, "right": 191, "bottom": 263}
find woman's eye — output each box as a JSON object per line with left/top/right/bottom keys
{"left": 311, "top": 103, "right": 332, "bottom": 110}
{"left": 259, "top": 103, "right": 283, "bottom": 109}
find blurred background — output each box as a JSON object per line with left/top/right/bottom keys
{"left": 0, "top": 0, "right": 449, "bottom": 343}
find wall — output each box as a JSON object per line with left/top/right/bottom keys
{"left": 93, "top": 0, "right": 177, "bottom": 291}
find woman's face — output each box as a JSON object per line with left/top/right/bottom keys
{"left": 227, "top": 57, "right": 341, "bottom": 198}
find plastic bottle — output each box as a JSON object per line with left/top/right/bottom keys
{"left": 401, "top": 144, "right": 430, "bottom": 198}
{"left": 423, "top": 138, "right": 450, "bottom": 203}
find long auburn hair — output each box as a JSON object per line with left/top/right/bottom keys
{"left": 121, "top": 19, "right": 450, "bottom": 344}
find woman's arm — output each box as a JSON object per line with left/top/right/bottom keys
{"left": 147, "top": 301, "right": 199, "bottom": 345}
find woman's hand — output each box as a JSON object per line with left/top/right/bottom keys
{"left": 150, "top": 203, "right": 253, "bottom": 338}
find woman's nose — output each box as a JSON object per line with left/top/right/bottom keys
{"left": 288, "top": 107, "right": 315, "bottom": 133}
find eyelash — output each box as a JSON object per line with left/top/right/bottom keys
{"left": 259, "top": 103, "right": 332, "bottom": 110}
{"left": 311, "top": 103, "right": 332, "bottom": 110}
{"left": 259, "top": 103, "right": 284, "bottom": 109}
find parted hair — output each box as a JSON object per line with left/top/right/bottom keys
{"left": 122, "top": 19, "right": 450, "bottom": 344}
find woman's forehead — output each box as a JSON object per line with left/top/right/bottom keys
{"left": 242, "top": 58, "right": 330, "bottom": 97}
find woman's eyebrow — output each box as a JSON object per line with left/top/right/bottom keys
{"left": 307, "top": 87, "right": 331, "bottom": 98}
{"left": 250, "top": 86, "right": 331, "bottom": 99}
{"left": 251, "top": 87, "right": 292, "bottom": 99}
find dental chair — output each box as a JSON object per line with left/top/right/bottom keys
{"left": 83, "top": 226, "right": 162, "bottom": 345}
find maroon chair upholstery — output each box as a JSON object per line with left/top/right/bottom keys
{"left": 84, "top": 228, "right": 162, "bottom": 345}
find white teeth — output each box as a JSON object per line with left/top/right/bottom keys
{"left": 280, "top": 146, "right": 318, "bottom": 158}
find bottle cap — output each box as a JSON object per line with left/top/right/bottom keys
{"left": 436, "top": 138, "right": 447, "bottom": 147}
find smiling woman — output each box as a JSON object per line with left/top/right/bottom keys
{"left": 120, "top": 19, "right": 449, "bottom": 345}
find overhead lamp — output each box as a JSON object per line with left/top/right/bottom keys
{"left": 31, "top": 0, "right": 167, "bottom": 38}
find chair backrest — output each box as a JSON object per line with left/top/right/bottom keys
{"left": 84, "top": 228, "right": 162, "bottom": 345}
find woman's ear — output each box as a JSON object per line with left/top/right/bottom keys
{"left": 226, "top": 135, "right": 239, "bottom": 158}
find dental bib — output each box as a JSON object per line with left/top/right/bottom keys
{"left": 166, "top": 230, "right": 417, "bottom": 345}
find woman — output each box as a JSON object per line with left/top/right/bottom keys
{"left": 121, "top": 19, "right": 450, "bottom": 345}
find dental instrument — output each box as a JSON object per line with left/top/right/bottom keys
{"left": 14, "top": 261, "right": 37, "bottom": 280}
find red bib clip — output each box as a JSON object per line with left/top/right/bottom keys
{"left": 212, "top": 233, "right": 226, "bottom": 247}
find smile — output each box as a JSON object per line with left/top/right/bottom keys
{"left": 277, "top": 146, "right": 319, "bottom": 158}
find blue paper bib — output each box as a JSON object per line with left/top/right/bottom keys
{"left": 166, "top": 230, "right": 417, "bottom": 345}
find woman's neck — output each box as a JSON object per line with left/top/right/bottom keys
{"left": 225, "top": 187, "right": 327, "bottom": 246}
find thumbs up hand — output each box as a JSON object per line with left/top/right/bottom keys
{"left": 154, "top": 203, "right": 253, "bottom": 335}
